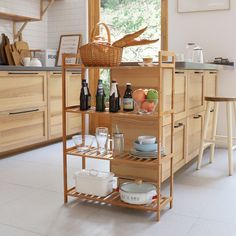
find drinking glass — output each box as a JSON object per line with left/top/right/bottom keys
{"left": 96, "top": 127, "right": 109, "bottom": 155}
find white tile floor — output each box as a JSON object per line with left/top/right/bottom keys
{"left": 0, "top": 143, "right": 236, "bottom": 236}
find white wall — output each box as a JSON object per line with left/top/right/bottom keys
{"left": 0, "top": 0, "right": 87, "bottom": 50}
{"left": 169, "top": 0, "right": 236, "bottom": 135}
{"left": 47, "top": 0, "right": 87, "bottom": 49}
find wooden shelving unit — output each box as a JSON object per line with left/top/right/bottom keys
{"left": 62, "top": 50, "right": 175, "bottom": 221}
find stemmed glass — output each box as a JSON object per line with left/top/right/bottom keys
{"left": 96, "top": 127, "right": 108, "bottom": 155}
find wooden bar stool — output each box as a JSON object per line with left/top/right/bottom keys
{"left": 197, "top": 97, "right": 236, "bottom": 176}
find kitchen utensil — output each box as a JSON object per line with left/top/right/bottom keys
{"left": 4, "top": 36, "right": 14, "bottom": 65}
{"left": 0, "top": 34, "right": 7, "bottom": 65}
{"left": 20, "top": 49, "right": 31, "bottom": 59}
{"left": 142, "top": 57, "right": 153, "bottom": 64}
{"left": 22, "top": 57, "right": 31, "bottom": 66}
{"left": 96, "top": 127, "right": 109, "bottom": 155}
{"left": 134, "top": 140, "right": 157, "bottom": 152}
{"left": 119, "top": 181, "right": 157, "bottom": 205}
{"left": 15, "top": 33, "right": 29, "bottom": 52}
{"left": 138, "top": 136, "right": 156, "bottom": 144}
{"left": 112, "top": 133, "right": 124, "bottom": 155}
{"left": 29, "top": 58, "right": 42, "bottom": 67}
{"left": 10, "top": 44, "right": 22, "bottom": 66}
{"left": 72, "top": 135, "right": 96, "bottom": 152}
{"left": 185, "top": 43, "right": 195, "bottom": 62}
{"left": 193, "top": 46, "right": 204, "bottom": 63}
{"left": 74, "top": 169, "right": 114, "bottom": 197}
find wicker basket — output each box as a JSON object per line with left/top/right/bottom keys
{"left": 80, "top": 23, "right": 123, "bottom": 67}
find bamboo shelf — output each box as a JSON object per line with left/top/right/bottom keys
{"left": 67, "top": 187, "right": 171, "bottom": 212}
{"left": 62, "top": 50, "right": 176, "bottom": 222}
{"left": 66, "top": 146, "right": 173, "bottom": 165}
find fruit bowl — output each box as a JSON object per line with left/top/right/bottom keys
{"left": 133, "top": 88, "right": 158, "bottom": 115}
{"left": 135, "top": 99, "right": 158, "bottom": 114}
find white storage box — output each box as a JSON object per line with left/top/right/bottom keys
{"left": 35, "top": 49, "right": 57, "bottom": 67}
{"left": 74, "top": 170, "right": 114, "bottom": 197}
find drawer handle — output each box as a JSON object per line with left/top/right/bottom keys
{"left": 52, "top": 72, "right": 62, "bottom": 75}
{"left": 174, "top": 123, "right": 184, "bottom": 128}
{"left": 71, "top": 72, "right": 81, "bottom": 75}
{"left": 210, "top": 72, "right": 217, "bottom": 74}
{"left": 193, "top": 115, "right": 202, "bottom": 119}
{"left": 194, "top": 72, "right": 203, "bottom": 74}
{"left": 210, "top": 109, "right": 214, "bottom": 113}
{"left": 8, "top": 72, "right": 40, "bottom": 75}
{"left": 9, "top": 109, "right": 39, "bottom": 115}
{"left": 175, "top": 71, "right": 185, "bottom": 74}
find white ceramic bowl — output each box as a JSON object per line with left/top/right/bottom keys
{"left": 138, "top": 136, "right": 156, "bottom": 144}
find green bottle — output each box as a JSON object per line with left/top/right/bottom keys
{"left": 96, "top": 80, "right": 105, "bottom": 112}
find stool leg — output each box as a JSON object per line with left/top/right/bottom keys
{"left": 210, "top": 102, "right": 219, "bottom": 163}
{"left": 226, "top": 102, "right": 233, "bottom": 176}
{"left": 197, "top": 101, "right": 211, "bottom": 170}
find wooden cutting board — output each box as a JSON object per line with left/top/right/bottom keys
{"left": 0, "top": 34, "right": 8, "bottom": 65}
{"left": 15, "top": 33, "right": 29, "bottom": 52}
{"left": 5, "top": 36, "right": 14, "bottom": 65}
{"left": 11, "top": 44, "right": 22, "bottom": 66}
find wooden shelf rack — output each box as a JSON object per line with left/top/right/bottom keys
{"left": 62, "top": 51, "right": 176, "bottom": 222}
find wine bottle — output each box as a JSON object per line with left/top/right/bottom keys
{"left": 96, "top": 80, "right": 105, "bottom": 112}
{"left": 123, "top": 83, "right": 134, "bottom": 112}
{"left": 109, "top": 80, "right": 119, "bottom": 113}
{"left": 80, "top": 79, "right": 88, "bottom": 111}
{"left": 116, "top": 82, "right": 121, "bottom": 110}
{"left": 86, "top": 83, "right": 91, "bottom": 109}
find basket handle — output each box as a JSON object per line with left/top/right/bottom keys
{"left": 91, "top": 22, "right": 111, "bottom": 44}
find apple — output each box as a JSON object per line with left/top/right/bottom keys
{"left": 147, "top": 89, "right": 158, "bottom": 101}
{"left": 133, "top": 89, "right": 146, "bottom": 102}
{"left": 141, "top": 101, "right": 155, "bottom": 112}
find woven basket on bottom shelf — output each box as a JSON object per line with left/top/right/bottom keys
{"left": 80, "top": 22, "right": 123, "bottom": 67}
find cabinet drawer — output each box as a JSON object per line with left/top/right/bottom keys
{"left": 187, "top": 112, "right": 204, "bottom": 162}
{"left": 0, "top": 107, "right": 47, "bottom": 153}
{"left": 187, "top": 71, "right": 204, "bottom": 115}
{"left": 0, "top": 72, "right": 47, "bottom": 111}
{"left": 162, "top": 119, "right": 186, "bottom": 181}
{"left": 174, "top": 71, "right": 187, "bottom": 121}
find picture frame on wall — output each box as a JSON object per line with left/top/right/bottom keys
{"left": 56, "top": 34, "right": 82, "bottom": 66}
{"left": 178, "top": 0, "right": 230, "bottom": 13}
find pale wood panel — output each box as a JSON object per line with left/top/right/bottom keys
{"left": 204, "top": 71, "right": 217, "bottom": 110}
{"left": 0, "top": 72, "right": 47, "bottom": 111}
{"left": 174, "top": 70, "right": 187, "bottom": 121}
{"left": 48, "top": 72, "right": 81, "bottom": 139}
{"left": 162, "top": 119, "right": 186, "bottom": 181}
{"left": 187, "top": 71, "right": 204, "bottom": 116}
{"left": 187, "top": 111, "right": 204, "bottom": 162}
{"left": 0, "top": 106, "right": 47, "bottom": 152}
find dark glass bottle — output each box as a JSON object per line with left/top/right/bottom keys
{"left": 86, "top": 83, "right": 91, "bottom": 109}
{"left": 80, "top": 79, "right": 88, "bottom": 111}
{"left": 96, "top": 79, "right": 105, "bottom": 112}
{"left": 109, "top": 81, "right": 119, "bottom": 113}
{"left": 123, "top": 83, "right": 134, "bottom": 112}
{"left": 116, "top": 82, "right": 121, "bottom": 111}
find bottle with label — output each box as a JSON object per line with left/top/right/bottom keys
{"left": 116, "top": 82, "right": 121, "bottom": 111}
{"left": 109, "top": 80, "right": 119, "bottom": 113}
{"left": 123, "top": 83, "right": 134, "bottom": 112}
{"left": 86, "top": 83, "right": 91, "bottom": 109}
{"left": 80, "top": 79, "right": 88, "bottom": 111}
{"left": 96, "top": 79, "right": 106, "bottom": 112}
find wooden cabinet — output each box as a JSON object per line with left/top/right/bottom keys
{"left": 187, "top": 111, "right": 204, "bottom": 162}
{"left": 204, "top": 71, "right": 217, "bottom": 110}
{"left": 187, "top": 71, "right": 204, "bottom": 115}
{"left": 162, "top": 119, "right": 186, "bottom": 181}
{"left": 0, "top": 71, "right": 47, "bottom": 111}
{"left": 174, "top": 70, "right": 187, "bottom": 121}
{"left": 48, "top": 72, "right": 81, "bottom": 139}
{"left": 0, "top": 107, "right": 47, "bottom": 153}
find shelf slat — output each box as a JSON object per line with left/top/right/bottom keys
{"left": 67, "top": 187, "right": 170, "bottom": 212}
{"left": 0, "top": 12, "right": 40, "bottom": 22}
